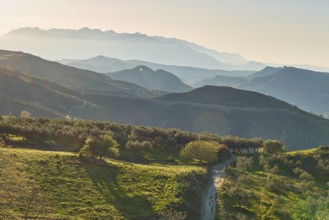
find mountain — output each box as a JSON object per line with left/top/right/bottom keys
{"left": 194, "top": 75, "right": 246, "bottom": 87}
{"left": 60, "top": 55, "right": 255, "bottom": 85}
{"left": 0, "top": 67, "right": 119, "bottom": 119}
{"left": 240, "top": 67, "right": 329, "bottom": 114}
{"left": 0, "top": 27, "right": 265, "bottom": 70}
{"left": 1, "top": 62, "right": 329, "bottom": 149}
{"left": 154, "top": 86, "right": 329, "bottom": 149}
{"left": 0, "top": 49, "right": 158, "bottom": 98}
{"left": 197, "top": 66, "right": 329, "bottom": 115}
{"left": 107, "top": 66, "right": 192, "bottom": 92}
{"left": 1, "top": 49, "right": 329, "bottom": 149}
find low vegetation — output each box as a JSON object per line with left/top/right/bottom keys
{"left": 180, "top": 141, "right": 229, "bottom": 163}
{"left": 217, "top": 146, "right": 329, "bottom": 219}
{"left": 4, "top": 115, "right": 323, "bottom": 219}
{"left": 0, "top": 147, "right": 207, "bottom": 219}
{"left": 0, "top": 116, "right": 264, "bottom": 163}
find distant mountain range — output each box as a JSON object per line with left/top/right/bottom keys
{"left": 197, "top": 66, "right": 329, "bottom": 115}
{"left": 0, "top": 27, "right": 265, "bottom": 70}
{"left": 1, "top": 50, "right": 329, "bottom": 149}
{"left": 60, "top": 55, "right": 255, "bottom": 85}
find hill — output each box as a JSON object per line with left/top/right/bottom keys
{"left": 196, "top": 66, "right": 329, "bottom": 116}
{"left": 1, "top": 61, "right": 329, "bottom": 149}
{"left": 240, "top": 66, "right": 329, "bottom": 114}
{"left": 155, "top": 86, "right": 329, "bottom": 149}
{"left": 60, "top": 55, "right": 255, "bottom": 85}
{"left": 0, "top": 49, "right": 157, "bottom": 98}
{"left": 0, "top": 67, "right": 122, "bottom": 119}
{"left": 0, "top": 147, "right": 207, "bottom": 219}
{"left": 0, "top": 27, "right": 264, "bottom": 70}
{"left": 108, "top": 66, "right": 192, "bottom": 92}
{"left": 217, "top": 147, "right": 329, "bottom": 219}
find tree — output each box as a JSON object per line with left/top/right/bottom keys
{"left": 262, "top": 140, "right": 285, "bottom": 154}
{"left": 20, "top": 111, "right": 31, "bottom": 118}
{"left": 179, "top": 141, "right": 220, "bottom": 163}
{"left": 80, "top": 135, "right": 119, "bottom": 159}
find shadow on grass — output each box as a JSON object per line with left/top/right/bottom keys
{"left": 81, "top": 159, "right": 156, "bottom": 219}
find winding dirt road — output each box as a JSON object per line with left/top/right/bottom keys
{"left": 201, "top": 156, "right": 236, "bottom": 220}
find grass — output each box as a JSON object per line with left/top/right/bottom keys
{"left": 216, "top": 151, "right": 329, "bottom": 220}
{"left": 287, "top": 147, "right": 319, "bottom": 156}
{"left": 0, "top": 147, "right": 206, "bottom": 219}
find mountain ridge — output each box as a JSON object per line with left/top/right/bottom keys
{"left": 107, "top": 65, "right": 192, "bottom": 92}
{"left": 0, "top": 27, "right": 265, "bottom": 70}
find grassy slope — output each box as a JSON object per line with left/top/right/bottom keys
{"left": 0, "top": 147, "right": 206, "bottom": 219}
{"left": 216, "top": 150, "right": 329, "bottom": 220}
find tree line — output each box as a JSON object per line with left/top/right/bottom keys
{"left": 0, "top": 115, "right": 282, "bottom": 162}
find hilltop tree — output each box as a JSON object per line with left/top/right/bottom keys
{"left": 80, "top": 135, "right": 119, "bottom": 159}
{"left": 180, "top": 141, "right": 220, "bottom": 163}
{"left": 20, "top": 110, "right": 31, "bottom": 118}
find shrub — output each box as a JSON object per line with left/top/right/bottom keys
{"left": 125, "top": 140, "right": 152, "bottom": 151}
{"left": 236, "top": 156, "right": 253, "bottom": 171}
{"left": 80, "top": 135, "right": 119, "bottom": 159}
{"left": 159, "top": 209, "right": 187, "bottom": 220}
{"left": 262, "top": 140, "right": 285, "bottom": 154}
{"left": 266, "top": 175, "right": 286, "bottom": 192}
{"left": 179, "top": 141, "right": 220, "bottom": 163}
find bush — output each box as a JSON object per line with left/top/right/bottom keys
{"left": 179, "top": 141, "right": 220, "bottom": 163}
{"left": 236, "top": 156, "right": 253, "bottom": 171}
{"left": 80, "top": 135, "right": 119, "bottom": 159}
{"left": 262, "top": 140, "right": 285, "bottom": 154}
{"left": 125, "top": 140, "right": 152, "bottom": 151}
{"left": 266, "top": 175, "right": 286, "bottom": 192}
{"left": 159, "top": 209, "right": 187, "bottom": 220}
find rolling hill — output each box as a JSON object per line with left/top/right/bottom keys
{"left": 107, "top": 66, "right": 192, "bottom": 92}
{"left": 0, "top": 49, "right": 158, "bottom": 98}
{"left": 1, "top": 50, "right": 329, "bottom": 149}
{"left": 197, "top": 66, "right": 329, "bottom": 115}
{"left": 0, "top": 67, "right": 113, "bottom": 119}
{"left": 60, "top": 55, "right": 255, "bottom": 85}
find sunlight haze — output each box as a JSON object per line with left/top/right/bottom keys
{"left": 1, "top": 0, "right": 328, "bottom": 67}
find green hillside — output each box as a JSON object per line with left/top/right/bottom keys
{"left": 0, "top": 147, "right": 207, "bottom": 219}
{"left": 217, "top": 147, "right": 329, "bottom": 219}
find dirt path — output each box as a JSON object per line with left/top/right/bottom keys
{"left": 201, "top": 156, "right": 235, "bottom": 220}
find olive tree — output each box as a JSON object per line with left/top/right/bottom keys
{"left": 80, "top": 135, "right": 119, "bottom": 159}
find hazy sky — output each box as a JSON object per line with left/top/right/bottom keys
{"left": 1, "top": 0, "right": 328, "bottom": 67}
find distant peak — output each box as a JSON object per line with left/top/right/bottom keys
{"left": 78, "top": 27, "right": 103, "bottom": 32}
{"left": 93, "top": 55, "right": 110, "bottom": 60}
{"left": 6, "top": 27, "right": 42, "bottom": 35}
{"left": 262, "top": 66, "right": 281, "bottom": 71}
{"left": 133, "top": 65, "right": 153, "bottom": 72}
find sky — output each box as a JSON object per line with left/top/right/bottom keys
{"left": 0, "top": 0, "right": 328, "bottom": 67}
